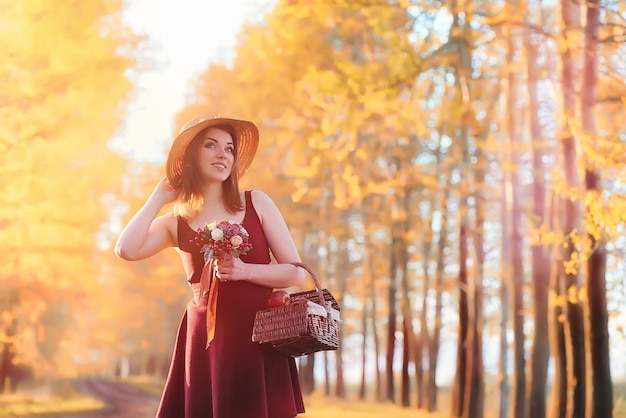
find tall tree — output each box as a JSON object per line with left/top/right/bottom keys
{"left": 499, "top": 155, "right": 511, "bottom": 418}
{"left": 559, "top": 0, "right": 587, "bottom": 416}
{"left": 386, "top": 219, "right": 400, "bottom": 402}
{"left": 505, "top": 7, "right": 527, "bottom": 418}
{"left": 548, "top": 193, "right": 568, "bottom": 418}
{"left": 428, "top": 166, "right": 453, "bottom": 413}
{"left": 419, "top": 129, "right": 451, "bottom": 412}
{"left": 581, "top": 0, "right": 613, "bottom": 416}
{"left": 526, "top": 3, "right": 551, "bottom": 416}
{"left": 448, "top": 0, "right": 484, "bottom": 415}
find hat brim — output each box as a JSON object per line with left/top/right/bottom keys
{"left": 166, "top": 116, "right": 259, "bottom": 189}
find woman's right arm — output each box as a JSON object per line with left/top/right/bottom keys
{"left": 114, "top": 177, "right": 179, "bottom": 261}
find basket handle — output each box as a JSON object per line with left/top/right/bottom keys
{"left": 289, "top": 262, "right": 326, "bottom": 307}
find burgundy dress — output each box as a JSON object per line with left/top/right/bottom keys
{"left": 156, "top": 190, "right": 305, "bottom": 418}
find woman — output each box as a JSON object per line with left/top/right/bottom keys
{"left": 114, "top": 115, "right": 306, "bottom": 418}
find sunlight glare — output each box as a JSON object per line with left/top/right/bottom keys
{"left": 110, "top": 0, "right": 261, "bottom": 162}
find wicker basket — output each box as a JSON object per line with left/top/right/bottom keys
{"left": 252, "top": 262, "right": 341, "bottom": 357}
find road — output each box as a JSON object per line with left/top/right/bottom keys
{"left": 44, "top": 378, "right": 160, "bottom": 418}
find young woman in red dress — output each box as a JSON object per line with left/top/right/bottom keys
{"left": 115, "top": 116, "right": 306, "bottom": 418}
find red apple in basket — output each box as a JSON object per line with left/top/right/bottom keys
{"left": 267, "top": 290, "right": 291, "bottom": 308}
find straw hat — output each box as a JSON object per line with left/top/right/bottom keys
{"left": 166, "top": 115, "right": 259, "bottom": 188}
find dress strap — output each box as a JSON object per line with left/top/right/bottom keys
{"left": 244, "top": 190, "right": 252, "bottom": 208}
{"left": 244, "top": 190, "right": 263, "bottom": 226}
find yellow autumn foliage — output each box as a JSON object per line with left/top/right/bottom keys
{"left": 0, "top": 0, "right": 144, "bottom": 377}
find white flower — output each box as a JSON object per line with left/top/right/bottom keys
{"left": 211, "top": 228, "right": 224, "bottom": 241}
{"left": 207, "top": 221, "right": 217, "bottom": 231}
{"left": 230, "top": 235, "right": 243, "bottom": 248}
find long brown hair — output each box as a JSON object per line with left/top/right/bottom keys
{"left": 173, "top": 125, "right": 244, "bottom": 218}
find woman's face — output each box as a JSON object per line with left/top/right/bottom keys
{"left": 196, "top": 127, "right": 236, "bottom": 183}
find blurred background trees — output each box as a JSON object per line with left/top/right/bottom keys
{"left": 1, "top": 0, "right": 626, "bottom": 417}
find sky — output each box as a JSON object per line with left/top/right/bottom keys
{"left": 109, "top": 0, "right": 265, "bottom": 163}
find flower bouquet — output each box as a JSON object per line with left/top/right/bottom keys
{"left": 190, "top": 220, "right": 253, "bottom": 263}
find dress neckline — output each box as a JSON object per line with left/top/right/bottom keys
{"left": 180, "top": 191, "right": 250, "bottom": 234}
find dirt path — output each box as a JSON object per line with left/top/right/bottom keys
{"left": 45, "top": 378, "right": 160, "bottom": 418}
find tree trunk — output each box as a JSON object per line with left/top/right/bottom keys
{"left": 323, "top": 350, "right": 331, "bottom": 396}
{"left": 0, "top": 286, "right": 19, "bottom": 394}
{"left": 560, "top": 1, "right": 586, "bottom": 416}
{"left": 505, "top": 12, "right": 527, "bottom": 418}
{"left": 400, "top": 278, "right": 416, "bottom": 409}
{"left": 420, "top": 127, "right": 451, "bottom": 412}
{"left": 372, "top": 272, "right": 383, "bottom": 402}
{"left": 401, "top": 315, "right": 411, "bottom": 407}
{"left": 428, "top": 182, "right": 451, "bottom": 412}
{"left": 359, "top": 300, "right": 368, "bottom": 400}
{"left": 417, "top": 282, "right": 427, "bottom": 409}
{"left": 398, "top": 194, "right": 414, "bottom": 408}
{"left": 399, "top": 189, "right": 420, "bottom": 409}
{"left": 526, "top": 14, "right": 551, "bottom": 418}
{"left": 499, "top": 175, "right": 510, "bottom": 418}
{"left": 498, "top": 45, "right": 513, "bottom": 414}
{"left": 452, "top": 221, "right": 469, "bottom": 417}
{"left": 386, "top": 229, "right": 400, "bottom": 403}
{"left": 334, "top": 233, "right": 349, "bottom": 399}
{"left": 298, "top": 229, "right": 321, "bottom": 395}
{"left": 582, "top": 1, "right": 613, "bottom": 416}
{"left": 419, "top": 228, "right": 432, "bottom": 410}
{"left": 468, "top": 91, "right": 486, "bottom": 418}
{"left": 334, "top": 326, "right": 345, "bottom": 397}
{"left": 299, "top": 354, "right": 316, "bottom": 395}
{"left": 360, "top": 201, "right": 383, "bottom": 401}
{"left": 467, "top": 200, "right": 485, "bottom": 418}
{"left": 548, "top": 194, "right": 568, "bottom": 418}
{"left": 0, "top": 343, "right": 12, "bottom": 393}
{"left": 450, "top": 1, "right": 480, "bottom": 415}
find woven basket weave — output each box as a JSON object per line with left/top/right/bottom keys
{"left": 252, "top": 262, "right": 341, "bottom": 357}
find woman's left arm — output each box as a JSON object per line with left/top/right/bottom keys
{"left": 216, "top": 190, "right": 305, "bottom": 288}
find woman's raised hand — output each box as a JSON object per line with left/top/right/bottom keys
{"left": 153, "top": 176, "right": 179, "bottom": 204}
{"left": 114, "top": 176, "right": 179, "bottom": 261}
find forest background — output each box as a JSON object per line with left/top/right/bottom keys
{"left": 1, "top": 0, "right": 626, "bottom": 418}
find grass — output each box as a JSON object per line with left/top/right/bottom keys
{"left": 0, "top": 380, "right": 104, "bottom": 418}
{"left": 126, "top": 376, "right": 446, "bottom": 417}
{"left": 0, "top": 377, "right": 624, "bottom": 417}
{"left": 302, "top": 392, "right": 447, "bottom": 418}
{"left": 128, "top": 376, "right": 447, "bottom": 417}
{"left": 120, "top": 375, "right": 163, "bottom": 396}
{"left": 125, "top": 375, "right": 447, "bottom": 417}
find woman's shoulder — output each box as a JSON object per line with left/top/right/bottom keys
{"left": 147, "top": 211, "right": 179, "bottom": 248}
{"left": 247, "top": 190, "right": 283, "bottom": 223}
{"left": 248, "top": 189, "right": 276, "bottom": 208}
{"left": 155, "top": 211, "right": 179, "bottom": 233}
